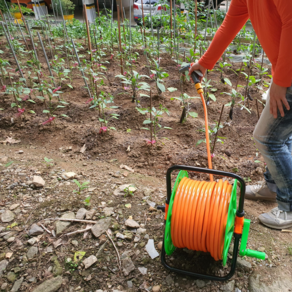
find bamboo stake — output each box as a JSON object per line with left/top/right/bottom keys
{"left": 96, "top": 0, "right": 100, "bottom": 19}
{"left": 3, "top": 1, "right": 17, "bottom": 40}
{"left": 211, "top": 104, "right": 224, "bottom": 154}
{"left": 150, "top": 90, "right": 153, "bottom": 144}
{"left": 117, "top": 4, "right": 123, "bottom": 75}
{"left": 37, "top": 32, "right": 56, "bottom": 87}
{"left": 27, "top": 24, "right": 39, "bottom": 63}
{"left": 84, "top": 4, "right": 93, "bottom": 60}
{"left": 141, "top": 0, "right": 146, "bottom": 44}
{"left": 170, "top": 0, "right": 173, "bottom": 55}
{"left": 16, "top": 0, "right": 29, "bottom": 35}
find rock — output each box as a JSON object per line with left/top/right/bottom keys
{"left": 76, "top": 208, "right": 87, "bottom": 220}
{"left": 9, "top": 204, "right": 19, "bottom": 211}
{"left": 61, "top": 172, "right": 76, "bottom": 180}
{"left": 152, "top": 286, "right": 160, "bottom": 292}
{"left": 195, "top": 280, "right": 206, "bottom": 288}
{"left": 32, "top": 276, "right": 63, "bottom": 292}
{"left": 0, "top": 260, "right": 8, "bottom": 277}
{"left": 165, "top": 275, "right": 174, "bottom": 286}
{"left": 256, "top": 167, "right": 263, "bottom": 175}
{"left": 116, "top": 233, "right": 125, "bottom": 240}
{"left": 85, "top": 209, "right": 96, "bottom": 219}
{"left": 18, "top": 150, "right": 24, "bottom": 154}
{"left": 103, "top": 207, "right": 114, "bottom": 217}
{"left": 127, "top": 281, "right": 133, "bottom": 288}
{"left": 221, "top": 280, "right": 235, "bottom": 292}
{"left": 29, "top": 224, "right": 44, "bottom": 236}
{"left": 83, "top": 255, "right": 97, "bottom": 269}
{"left": 258, "top": 247, "right": 265, "bottom": 252}
{"left": 124, "top": 231, "right": 133, "bottom": 241}
{"left": 91, "top": 218, "right": 111, "bottom": 238}
{"left": 134, "top": 235, "right": 140, "bottom": 242}
{"left": 137, "top": 228, "right": 146, "bottom": 234}
{"left": 99, "top": 234, "right": 107, "bottom": 244}
{"left": 145, "top": 239, "right": 159, "bottom": 259}
{"left": 7, "top": 271, "right": 16, "bottom": 282}
{"left": 1, "top": 283, "right": 7, "bottom": 290}
{"left": 32, "top": 176, "right": 45, "bottom": 188}
{"left": 28, "top": 238, "right": 37, "bottom": 245}
{"left": 71, "top": 240, "right": 78, "bottom": 247}
{"left": 138, "top": 267, "right": 147, "bottom": 275}
{"left": 157, "top": 241, "right": 163, "bottom": 250}
{"left": 1, "top": 210, "right": 15, "bottom": 223}
{"left": 122, "top": 257, "right": 135, "bottom": 276}
{"left": 27, "top": 246, "right": 38, "bottom": 259}
{"left": 11, "top": 277, "right": 23, "bottom": 292}
{"left": 52, "top": 256, "right": 62, "bottom": 276}
{"left": 249, "top": 273, "right": 292, "bottom": 291}
{"left": 7, "top": 237, "right": 15, "bottom": 243}
{"left": 125, "top": 219, "right": 139, "bottom": 228}
{"left": 56, "top": 212, "right": 75, "bottom": 235}
{"left": 237, "top": 258, "right": 252, "bottom": 271}
{"left": 114, "top": 184, "right": 137, "bottom": 196}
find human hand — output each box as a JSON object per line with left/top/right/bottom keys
{"left": 188, "top": 62, "right": 207, "bottom": 82}
{"left": 269, "top": 82, "right": 289, "bottom": 118}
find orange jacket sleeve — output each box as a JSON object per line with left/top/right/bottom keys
{"left": 199, "top": 0, "right": 249, "bottom": 70}
{"left": 272, "top": 0, "right": 292, "bottom": 87}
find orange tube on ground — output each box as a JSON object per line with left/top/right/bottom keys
{"left": 171, "top": 177, "right": 232, "bottom": 260}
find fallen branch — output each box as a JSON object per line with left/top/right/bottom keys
{"left": 65, "top": 227, "right": 92, "bottom": 237}
{"left": 49, "top": 218, "right": 97, "bottom": 224}
{"left": 40, "top": 224, "right": 51, "bottom": 234}
{"left": 106, "top": 230, "right": 121, "bottom": 271}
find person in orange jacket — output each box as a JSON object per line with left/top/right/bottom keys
{"left": 189, "top": 0, "right": 292, "bottom": 229}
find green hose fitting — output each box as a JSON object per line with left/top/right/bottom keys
{"left": 239, "top": 219, "right": 266, "bottom": 260}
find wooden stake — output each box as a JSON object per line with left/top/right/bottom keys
{"left": 256, "top": 98, "right": 260, "bottom": 120}
{"left": 194, "top": 0, "right": 197, "bottom": 52}
{"left": 150, "top": 90, "right": 153, "bottom": 144}
{"left": 96, "top": 0, "right": 100, "bottom": 18}
{"left": 170, "top": 0, "right": 173, "bottom": 55}
{"left": 141, "top": 0, "right": 146, "bottom": 44}
{"left": 117, "top": 4, "right": 123, "bottom": 75}
{"left": 84, "top": 4, "right": 93, "bottom": 60}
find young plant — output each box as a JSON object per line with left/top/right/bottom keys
{"left": 150, "top": 59, "right": 169, "bottom": 95}
{"left": 73, "top": 179, "right": 90, "bottom": 195}
{"left": 83, "top": 196, "right": 91, "bottom": 207}
{"left": 43, "top": 157, "right": 54, "bottom": 167}
{"left": 115, "top": 70, "right": 150, "bottom": 103}
{"left": 123, "top": 185, "right": 135, "bottom": 197}
{"left": 136, "top": 105, "right": 171, "bottom": 144}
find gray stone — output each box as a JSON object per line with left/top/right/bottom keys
{"left": 127, "top": 281, "right": 133, "bottom": 288}
{"left": 27, "top": 246, "right": 38, "bottom": 259}
{"left": 85, "top": 209, "right": 96, "bottom": 219}
{"left": 125, "top": 219, "right": 139, "bottom": 228}
{"left": 32, "top": 176, "right": 45, "bottom": 188}
{"left": 166, "top": 275, "right": 174, "bottom": 286}
{"left": 0, "top": 260, "right": 8, "bottom": 277}
{"left": 137, "top": 228, "right": 146, "bottom": 234}
{"left": 56, "top": 212, "right": 75, "bottom": 235}
{"left": 83, "top": 255, "right": 97, "bottom": 269}
{"left": 124, "top": 231, "right": 133, "bottom": 241}
{"left": 29, "top": 224, "right": 44, "bottom": 236}
{"left": 116, "top": 233, "right": 125, "bottom": 239}
{"left": 1, "top": 283, "right": 7, "bottom": 290}
{"left": 152, "top": 286, "right": 160, "bottom": 292}
{"left": 122, "top": 257, "right": 135, "bottom": 276}
{"left": 9, "top": 204, "right": 19, "bottom": 211}
{"left": 221, "top": 280, "right": 235, "bottom": 292}
{"left": 71, "top": 240, "right": 78, "bottom": 247}
{"left": 196, "top": 279, "right": 206, "bottom": 288}
{"left": 27, "top": 238, "right": 37, "bottom": 245}
{"left": 237, "top": 258, "right": 252, "bottom": 272}
{"left": 76, "top": 208, "right": 87, "bottom": 220}
{"left": 32, "top": 276, "right": 63, "bottom": 292}
{"left": 103, "top": 207, "right": 114, "bottom": 217}
{"left": 61, "top": 172, "right": 76, "bottom": 180}
{"left": 1, "top": 210, "right": 15, "bottom": 223}
{"left": 138, "top": 267, "right": 147, "bottom": 275}
{"left": 7, "top": 237, "right": 15, "bottom": 243}
{"left": 28, "top": 277, "right": 36, "bottom": 283}
{"left": 91, "top": 218, "right": 111, "bottom": 238}
{"left": 11, "top": 277, "right": 23, "bottom": 292}
{"left": 7, "top": 271, "right": 16, "bottom": 282}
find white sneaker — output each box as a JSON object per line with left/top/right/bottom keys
{"left": 259, "top": 207, "right": 292, "bottom": 229}
{"left": 245, "top": 181, "right": 276, "bottom": 202}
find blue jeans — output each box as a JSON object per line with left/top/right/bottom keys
{"left": 253, "top": 84, "right": 292, "bottom": 212}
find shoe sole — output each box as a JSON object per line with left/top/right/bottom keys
{"left": 245, "top": 194, "right": 276, "bottom": 202}
{"left": 259, "top": 221, "right": 292, "bottom": 230}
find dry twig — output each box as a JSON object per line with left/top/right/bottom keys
{"left": 40, "top": 224, "right": 51, "bottom": 234}
{"left": 106, "top": 230, "right": 121, "bottom": 271}
{"left": 65, "top": 227, "right": 92, "bottom": 237}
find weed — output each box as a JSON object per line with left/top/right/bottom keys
{"left": 73, "top": 179, "right": 90, "bottom": 195}
{"left": 43, "top": 157, "right": 54, "bottom": 167}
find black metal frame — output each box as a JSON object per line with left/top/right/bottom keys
{"left": 160, "top": 165, "right": 246, "bottom": 281}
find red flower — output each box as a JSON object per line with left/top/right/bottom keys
{"left": 150, "top": 74, "right": 155, "bottom": 79}
{"left": 211, "top": 153, "right": 215, "bottom": 159}
{"left": 146, "top": 139, "right": 156, "bottom": 145}
{"left": 15, "top": 108, "right": 25, "bottom": 118}
{"left": 22, "top": 95, "right": 29, "bottom": 101}
{"left": 73, "top": 62, "right": 78, "bottom": 67}
{"left": 85, "top": 97, "right": 93, "bottom": 104}
{"left": 53, "top": 86, "right": 61, "bottom": 93}
{"left": 99, "top": 126, "right": 108, "bottom": 134}
{"left": 110, "top": 54, "right": 114, "bottom": 59}
{"left": 42, "top": 117, "right": 55, "bottom": 125}
{"left": 1, "top": 85, "right": 6, "bottom": 92}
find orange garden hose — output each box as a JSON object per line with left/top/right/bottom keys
{"left": 171, "top": 177, "right": 232, "bottom": 260}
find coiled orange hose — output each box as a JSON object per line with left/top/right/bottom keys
{"left": 171, "top": 177, "right": 232, "bottom": 260}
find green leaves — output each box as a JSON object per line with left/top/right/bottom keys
{"left": 224, "top": 78, "right": 232, "bottom": 87}
{"left": 189, "top": 112, "right": 198, "bottom": 118}
{"left": 167, "top": 87, "right": 177, "bottom": 92}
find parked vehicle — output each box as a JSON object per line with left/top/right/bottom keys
{"left": 10, "top": 0, "right": 51, "bottom": 10}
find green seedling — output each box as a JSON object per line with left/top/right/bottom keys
{"left": 65, "top": 258, "right": 79, "bottom": 273}
{"left": 4, "top": 161, "right": 13, "bottom": 168}
{"left": 43, "top": 157, "right": 54, "bottom": 167}
{"left": 73, "top": 179, "right": 90, "bottom": 195}
{"left": 124, "top": 185, "right": 135, "bottom": 197}
{"left": 288, "top": 246, "right": 292, "bottom": 256}
{"left": 84, "top": 196, "right": 91, "bottom": 207}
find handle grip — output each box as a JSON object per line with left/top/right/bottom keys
{"left": 243, "top": 249, "right": 266, "bottom": 260}
{"left": 191, "top": 71, "right": 201, "bottom": 84}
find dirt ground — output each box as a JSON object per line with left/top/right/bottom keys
{"left": 1, "top": 41, "right": 292, "bottom": 292}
